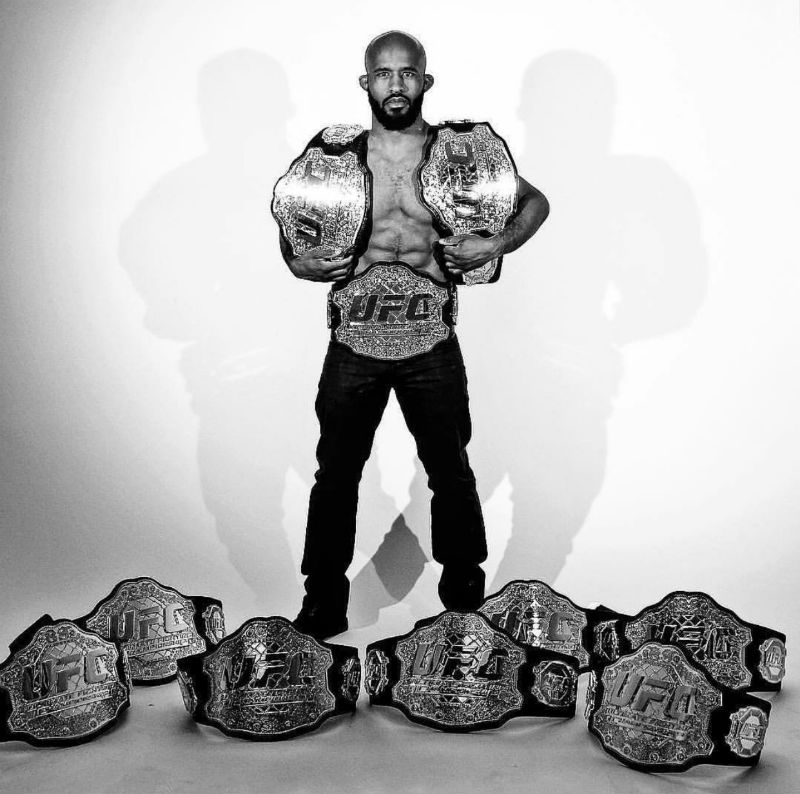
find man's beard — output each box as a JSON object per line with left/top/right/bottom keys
{"left": 368, "top": 91, "right": 424, "bottom": 131}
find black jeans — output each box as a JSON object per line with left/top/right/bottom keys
{"left": 301, "top": 334, "right": 486, "bottom": 607}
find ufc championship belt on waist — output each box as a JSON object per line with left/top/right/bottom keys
{"left": 588, "top": 591, "right": 786, "bottom": 692}
{"left": 329, "top": 262, "right": 456, "bottom": 360}
{"left": 419, "top": 120, "right": 518, "bottom": 286}
{"left": 585, "top": 641, "right": 772, "bottom": 772}
{"left": 0, "top": 615, "right": 131, "bottom": 746}
{"left": 176, "top": 616, "right": 360, "bottom": 740}
{"left": 272, "top": 124, "right": 370, "bottom": 259}
{"left": 76, "top": 577, "right": 226, "bottom": 685}
{"left": 479, "top": 580, "right": 622, "bottom": 672}
{"left": 364, "top": 611, "right": 579, "bottom": 732}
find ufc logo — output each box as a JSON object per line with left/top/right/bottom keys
{"left": 411, "top": 641, "right": 507, "bottom": 681}
{"left": 222, "top": 651, "right": 310, "bottom": 690}
{"left": 608, "top": 670, "right": 696, "bottom": 721}
{"left": 110, "top": 602, "right": 188, "bottom": 641}
{"left": 348, "top": 293, "right": 433, "bottom": 323}
{"left": 296, "top": 162, "right": 332, "bottom": 246}
{"left": 23, "top": 649, "right": 110, "bottom": 700}
{"left": 445, "top": 139, "right": 476, "bottom": 168}
{"left": 445, "top": 139, "right": 480, "bottom": 217}
{"left": 646, "top": 622, "right": 735, "bottom": 661}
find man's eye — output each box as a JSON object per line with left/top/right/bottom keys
{"left": 402, "top": 71, "right": 416, "bottom": 77}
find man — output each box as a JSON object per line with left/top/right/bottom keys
{"left": 280, "top": 31, "right": 549, "bottom": 639}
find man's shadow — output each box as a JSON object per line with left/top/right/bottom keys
{"left": 454, "top": 50, "right": 710, "bottom": 591}
{"left": 348, "top": 453, "right": 432, "bottom": 627}
{"left": 116, "top": 51, "right": 369, "bottom": 615}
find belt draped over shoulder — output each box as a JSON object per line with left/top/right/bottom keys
{"left": 271, "top": 120, "right": 519, "bottom": 287}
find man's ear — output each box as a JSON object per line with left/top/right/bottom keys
{"left": 423, "top": 73, "right": 434, "bottom": 91}
{"left": 359, "top": 74, "right": 369, "bottom": 91}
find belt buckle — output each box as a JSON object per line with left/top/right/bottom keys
{"left": 79, "top": 577, "right": 223, "bottom": 684}
{"left": 586, "top": 641, "right": 772, "bottom": 771}
{"left": 203, "top": 617, "right": 336, "bottom": 737}
{"left": 331, "top": 263, "right": 452, "bottom": 360}
{"left": 393, "top": 612, "right": 526, "bottom": 729}
{"left": 419, "top": 121, "right": 517, "bottom": 285}
{"left": 0, "top": 616, "right": 131, "bottom": 745}
{"left": 178, "top": 616, "right": 359, "bottom": 740}
{"left": 273, "top": 145, "right": 369, "bottom": 258}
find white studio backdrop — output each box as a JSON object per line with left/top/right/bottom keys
{"left": 1, "top": 0, "right": 798, "bottom": 649}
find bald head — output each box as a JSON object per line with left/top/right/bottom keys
{"left": 365, "top": 30, "right": 427, "bottom": 73}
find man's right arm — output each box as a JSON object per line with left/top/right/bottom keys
{"left": 279, "top": 235, "right": 353, "bottom": 282}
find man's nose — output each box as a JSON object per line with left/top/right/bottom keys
{"left": 388, "top": 73, "right": 405, "bottom": 91}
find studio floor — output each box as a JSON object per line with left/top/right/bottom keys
{"left": 0, "top": 611, "right": 797, "bottom": 794}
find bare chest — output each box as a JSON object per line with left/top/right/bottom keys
{"left": 367, "top": 148, "right": 432, "bottom": 224}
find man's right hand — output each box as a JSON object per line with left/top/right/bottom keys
{"left": 289, "top": 248, "right": 353, "bottom": 282}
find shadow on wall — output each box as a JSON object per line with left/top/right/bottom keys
{"left": 458, "top": 50, "right": 709, "bottom": 591}
{"left": 348, "top": 433, "right": 437, "bottom": 629}
{"left": 347, "top": 512, "right": 428, "bottom": 628}
{"left": 118, "top": 51, "right": 317, "bottom": 614}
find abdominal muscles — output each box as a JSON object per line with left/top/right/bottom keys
{"left": 360, "top": 214, "right": 442, "bottom": 278}
{"left": 357, "top": 155, "right": 446, "bottom": 281}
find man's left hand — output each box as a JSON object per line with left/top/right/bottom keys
{"left": 438, "top": 233, "right": 502, "bottom": 276}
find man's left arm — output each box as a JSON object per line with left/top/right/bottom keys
{"left": 439, "top": 176, "right": 549, "bottom": 275}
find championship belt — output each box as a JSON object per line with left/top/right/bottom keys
{"left": 76, "top": 577, "right": 226, "bottom": 685}
{"left": 364, "top": 611, "right": 579, "bottom": 732}
{"left": 479, "top": 580, "right": 622, "bottom": 672}
{"left": 0, "top": 615, "right": 131, "bottom": 746}
{"left": 419, "top": 120, "right": 518, "bottom": 286}
{"left": 585, "top": 642, "right": 772, "bottom": 772}
{"left": 329, "top": 262, "right": 455, "bottom": 360}
{"left": 272, "top": 124, "right": 370, "bottom": 259}
{"left": 176, "top": 616, "right": 359, "bottom": 741}
{"left": 588, "top": 591, "right": 786, "bottom": 692}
